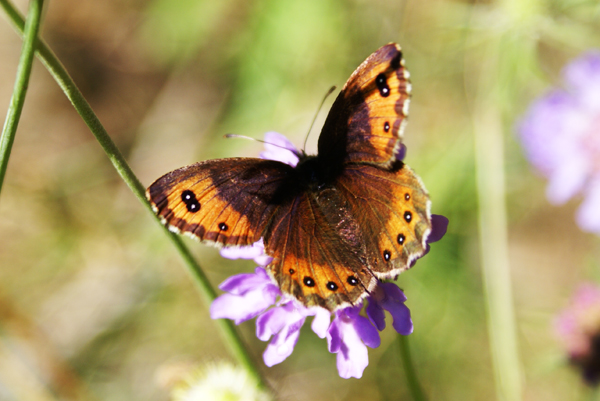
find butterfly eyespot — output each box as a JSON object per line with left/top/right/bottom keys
{"left": 181, "top": 190, "right": 200, "bottom": 213}
{"left": 383, "top": 250, "right": 391, "bottom": 261}
{"left": 384, "top": 121, "right": 390, "bottom": 132}
{"left": 347, "top": 276, "right": 359, "bottom": 286}
{"left": 289, "top": 268, "right": 295, "bottom": 274}
{"left": 303, "top": 277, "right": 315, "bottom": 287}
{"left": 375, "top": 73, "right": 390, "bottom": 97}
{"left": 397, "top": 233, "right": 406, "bottom": 245}
{"left": 326, "top": 282, "right": 338, "bottom": 291}
{"left": 404, "top": 211, "right": 412, "bottom": 223}
{"left": 218, "top": 222, "right": 228, "bottom": 231}
{"left": 404, "top": 193, "right": 410, "bottom": 201}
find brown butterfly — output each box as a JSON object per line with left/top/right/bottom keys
{"left": 146, "top": 43, "right": 432, "bottom": 311}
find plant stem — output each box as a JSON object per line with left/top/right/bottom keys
{"left": 471, "top": 45, "right": 523, "bottom": 401}
{"left": 399, "top": 335, "right": 427, "bottom": 401}
{"left": 0, "top": 0, "right": 269, "bottom": 392}
{"left": 0, "top": 0, "right": 44, "bottom": 197}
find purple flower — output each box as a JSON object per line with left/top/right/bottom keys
{"left": 328, "top": 305, "right": 380, "bottom": 379}
{"left": 210, "top": 132, "right": 448, "bottom": 379}
{"left": 366, "top": 282, "right": 413, "bottom": 335}
{"left": 219, "top": 239, "right": 272, "bottom": 267}
{"left": 555, "top": 284, "right": 600, "bottom": 385}
{"left": 210, "top": 267, "right": 280, "bottom": 325}
{"left": 257, "top": 302, "right": 330, "bottom": 366}
{"left": 518, "top": 51, "right": 600, "bottom": 234}
{"left": 259, "top": 131, "right": 300, "bottom": 167}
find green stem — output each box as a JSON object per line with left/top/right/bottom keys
{"left": 398, "top": 335, "right": 427, "bottom": 401}
{"left": 471, "top": 44, "right": 523, "bottom": 401}
{"left": 0, "top": 0, "right": 44, "bottom": 197}
{"left": 0, "top": 0, "right": 269, "bottom": 393}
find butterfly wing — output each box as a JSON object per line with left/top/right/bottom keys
{"left": 146, "top": 158, "right": 293, "bottom": 247}
{"left": 146, "top": 43, "right": 431, "bottom": 313}
{"left": 261, "top": 160, "right": 430, "bottom": 310}
{"left": 262, "top": 188, "right": 377, "bottom": 310}
{"left": 317, "top": 43, "right": 410, "bottom": 168}
{"left": 335, "top": 160, "right": 432, "bottom": 278}
{"left": 148, "top": 156, "right": 376, "bottom": 310}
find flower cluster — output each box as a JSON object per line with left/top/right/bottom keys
{"left": 210, "top": 133, "right": 448, "bottom": 379}
{"left": 555, "top": 284, "right": 600, "bottom": 385}
{"left": 518, "top": 51, "right": 600, "bottom": 234}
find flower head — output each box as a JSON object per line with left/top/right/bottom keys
{"left": 164, "top": 361, "right": 272, "bottom": 401}
{"left": 210, "top": 132, "right": 448, "bottom": 379}
{"left": 518, "top": 51, "right": 600, "bottom": 234}
{"left": 555, "top": 284, "right": 600, "bottom": 385}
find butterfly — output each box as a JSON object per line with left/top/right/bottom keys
{"left": 146, "top": 43, "right": 432, "bottom": 312}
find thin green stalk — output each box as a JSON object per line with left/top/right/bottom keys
{"left": 398, "top": 335, "right": 427, "bottom": 401}
{"left": 0, "top": 0, "right": 44, "bottom": 197}
{"left": 0, "top": 0, "right": 269, "bottom": 392}
{"left": 473, "top": 104, "right": 522, "bottom": 401}
{"left": 470, "top": 41, "right": 523, "bottom": 401}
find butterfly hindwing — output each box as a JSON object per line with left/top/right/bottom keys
{"left": 317, "top": 43, "right": 410, "bottom": 167}
{"left": 146, "top": 158, "right": 293, "bottom": 247}
{"left": 336, "top": 160, "right": 431, "bottom": 277}
{"left": 263, "top": 189, "right": 377, "bottom": 310}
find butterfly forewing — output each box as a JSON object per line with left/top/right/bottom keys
{"left": 318, "top": 43, "right": 410, "bottom": 167}
{"left": 146, "top": 158, "right": 292, "bottom": 247}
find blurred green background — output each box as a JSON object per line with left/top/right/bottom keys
{"left": 1, "top": 0, "right": 600, "bottom": 400}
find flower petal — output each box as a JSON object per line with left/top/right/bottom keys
{"left": 218, "top": 267, "right": 276, "bottom": 295}
{"left": 310, "top": 307, "right": 331, "bottom": 339}
{"left": 518, "top": 91, "right": 579, "bottom": 175}
{"left": 366, "top": 301, "right": 386, "bottom": 331}
{"left": 380, "top": 282, "right": 407, "bottom": 303}
{"left": 576, "top": 178, "right": 600, "bottom": 234}
{"left": 335, "top": 324, "right": 369, "bottom": 379}
{"left": 563, "top": 51, "right": 600, "bottom": 108}
{"left": 220, "top": 244, "right": 264, "bottom": 261}
{"left": 546, "top": 156, "right": 590, "bottom": 205}
{"left": 210, "top": 289, "right": 276, "bottom": 325}
{"left": 353, "top": 315, "right": 380, "bottom": 348}
{"left": 256, "top": 307, "right": 286, "bottom": 341}
{"left": 388, "top": 303, "right": 413, "bottom": 335}
{"left": 219, "top": 240, "right": 273, "bottom": 266}
{"left": 395, "top": 143, "right": 407, "bottom": 161}
{"left": 256, "top": 302, "right": 303, "bottom": 341}
{"left": 327, "top": 318, "right": 342, "bottom": 353}
{"left": 428, "top": 214, "right": 449, "bottom": 243}
{"left": 259, "top": 132, "right": 300, "bottom": 167}
{"left": 377, "top": 283, "right": 413, "bottom": 335}
{"left": 263, "top": 318, "right": 304, "bottom": 366}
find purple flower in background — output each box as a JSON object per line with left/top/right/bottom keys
{"left": 555, "top": 284, "right": 600, "bottom": 385}
{"left": 518, "top": 51, "right": 600, "bottom": 234}
{"left": 210, "top": 132, "right": 448, "bottom": 379}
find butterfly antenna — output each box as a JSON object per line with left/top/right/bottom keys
{"left": 302, "top": 85, "right": 337, "bottom": 152}
{"left": 224, "top": 134, "right": 298, "bottom": 154}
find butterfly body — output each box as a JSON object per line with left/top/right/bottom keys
{"left": 147, "top": 44, "right": 432, "bottom": 311}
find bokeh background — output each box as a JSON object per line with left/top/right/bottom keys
{"left": 1, "top": 0, "right": 600, "bottom": 400}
